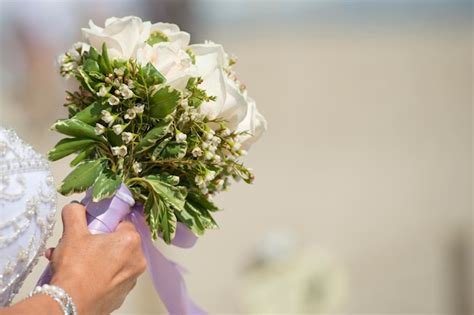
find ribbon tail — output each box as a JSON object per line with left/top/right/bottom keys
{"left": 128, "top": 210, "right": 206, "bottom": 315}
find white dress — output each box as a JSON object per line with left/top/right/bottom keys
{"left": 0, "top": 127, "right": 56, "bottom": 306}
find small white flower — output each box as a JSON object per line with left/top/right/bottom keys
{"left": 216, "top": 179, "right": 225, "bottom": 191}
{"left": 180, "top": 98, "right": 189, "bottom": 108}
{"left": 127, "top": 80, "right": 135, "bottom": 89}
{"left": 213, "top": 155, "right": 222, "bottom": 163}
{"left": 176, "top": 131, "right": 187, "bottom": 143}
{"left": 220, "top": 128, "right": 231, "bottom": 137}
{"left": 190, "top": 111, "right": 199, "bottom": 120}
{"left": 113, "top": 78, "right": 121, "bottom": 87}
{"left": 201, "top": 141, "right": 210, "bottom": 149}
{"left": 112, "top": 124, "right": 125, "bottom": 135}
{"left": 97, "top": 86, "right": 108, "bottom": 97}
{"left": 62, "top": 62, "right": 75, "bottom": 71}
{"left": 108, "top": 95, "right": 120, "bottom": 106}
{"left": 95, "top": 123, "right": 106, "bottom": 135}
{"left": 57, "top": 53, "right": 67, "bottom": 65}
{"left": 204, "top": 130, "right": 215, "bottom": 141}
{"left": 111, "top": 145, "right": 128, "bottom": 157}
{"left": 121, "top": 132, "right": 134, "bottom": 144}
{"left": 180, "top": 115, "right": 190, "bottom": 123}
{"left": 119, "top": 84, "right": 134, "bottom": 99}
{"left": 192, "top": 147, "right": 202, "bottom": 158}
{"left": 101, "top": 110, "right": 115, "bottom": 125}
{"left": 231, "top": 141, "right": 242, "bottom": 152}
{"left": 73, "top": 41, "right": 90, "bottom": 52}
{"left": 195, "top": 175, "right": 205, "bottom": 187}
{"left": 239, "top": 149, "right": 248, "bottom": 156}
{"left": 114, "top": 67, "right": 125, "bottom": 76}
{"left": 205, "top": 171, "right": 216, "bottom": 182}
{"left": 124, "top": 108, "right": 137, "bottom": 120}
{"left": 204, "top": 151, "right": 214, "bottom": 160}
{"left": 132, "top": 161, "right": 142, "bottom": 174}
{"left": 212, "top": 137, "right": 221, "bottom": 145}
{"left": 134, "top": 104, "right": 145, "bottom": 114}
{"left": 68, "top": 48, "right": 81, "bottom": 61}
{"left": 208, "top": 144, "right": 217, "bottom": 153}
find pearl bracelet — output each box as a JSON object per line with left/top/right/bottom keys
{"left": 28, "top": 284, "right": 77, "bottom": 315}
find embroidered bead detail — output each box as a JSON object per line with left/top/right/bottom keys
{"left": 0, "top": 128, "right": 56, "bottom": 306}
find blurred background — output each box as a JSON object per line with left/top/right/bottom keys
{"left": 0, "top": 0, "right": 472, "bottom": 314}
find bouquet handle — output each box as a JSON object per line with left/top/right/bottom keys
{"left": 37, "top": 184, "right": 204, "bottom": 315}
{"left": 37, "top": 184, "right": 134, "bottom": 285}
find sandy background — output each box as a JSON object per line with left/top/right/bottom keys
{"left": 1, "top": 0, "right": 472, "bottom": 314}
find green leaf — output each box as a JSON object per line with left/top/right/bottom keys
{"left": 186, "top": 49, "right": 196, "bottom": 65}
{"left": 151, "top": 137, "right": 170, "bottom": 159}
{"left": 76, "top": 67, "right": 95, "bottom": 92}
{"left": 160, "top": 141, "right": 187, "bottom": 159}
{"left": 58, "top": 160, "right": 104, "bottom": 196}
{"left": 106, "top": 129, "right": 123, "bottom": 146}
{"left": 147, "top": 31, "right": 169, "bottom": 45}
{"left": 98, "top": 55, "right": 109, "bottom": 74}
{"left": 176, "top": 203, "right": 205, "bottom": 236}
{"left": 144, "top": 193, "right": 177, "bottom": 243}
{"left": 149, "top": 87, "right": 180, "bottom": 118}
{"left": 101, "top": 42, "right": 112, "bottom": 73}
{"left": 83, "top": 59, "right": 100, "bottom": 73}
{"left": 139, "top": 63, "right": 165, "bottom": 87}
{"left": 177, "top": 201, "right": 218, "bottom": 236}
{"left": 187, "top": 191, "right": 220, "bottom": 212}
{"left": 70, "top": 145, "right": 95, "bottom": 167}
{"left": 156, "top": 173, "right": 180, "bottom": 186}
{"left": 186, "top": 77, "right": 216, "bottom": 108}
{"left": 157, "top": 198, "right": 177, "bottom": 244}
{"left": 52, "top": 119, "right": 106, "bottom": 143}
{"left": 143, "top": 176, "right": 187, "bottom": 212}
{"left": 89, "top": 71, "right": 106, "bottom": 81}
{"left": 144, "top": 193, "right": 159, "bottom": 239}
{"left": 73, "top": 102, "right": 111, "bottom": 125}
{"left": 88, "top": 47, "right": 100, "bottom": 61}
{"left": 48, "top": 138, "right": 96, "bottom": 161}
{"left": 135, "top": 120, "right": 171, "bottom": 152}
{"left": 92, "top": 170, "right": 121, "bottom": 202}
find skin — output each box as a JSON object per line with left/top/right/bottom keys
{"left": 0, "top": 202, "right": 147, "bottom": 315}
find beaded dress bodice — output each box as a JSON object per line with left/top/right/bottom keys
{"left": 0, "top": 128, "right": 56, "bottom": 306}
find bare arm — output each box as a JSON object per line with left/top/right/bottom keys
{"left": 0, "top": 202, "right": 147, "bottom": 315}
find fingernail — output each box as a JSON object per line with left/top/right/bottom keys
{"left": 70, "top": 200, "right": 83, "bottom": 205}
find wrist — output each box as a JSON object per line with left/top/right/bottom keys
{"left": 4, "top": 294, "right": 63, "bottom": 315}
{"left": 29, "top": 284, "right": 77, "bottom": 315}
{"left": 50, "top": 277, "right": 88, "bottom": 315}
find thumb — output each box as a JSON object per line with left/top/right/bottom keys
{"left": 44, "top": 247, "right": 55, "bottom": 260}
{"left": 61, "top": 201, "right": 90, "bottom": 237}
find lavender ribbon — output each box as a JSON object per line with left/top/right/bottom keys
{"left": 38, "top": 184, "right": 205, "bottom": 315}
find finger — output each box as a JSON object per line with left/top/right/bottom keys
{"left": 115, "top": 220, "right": 136, "bottom": 233}
{"left": 44, "top": 247, "right": 55, "bottom": 260}
{"left": 61, "top": 202, "right": 89, "bottom": 237}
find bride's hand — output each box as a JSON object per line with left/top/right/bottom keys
{"left": 47, "top": 202, "right": 147, "bottom": 315}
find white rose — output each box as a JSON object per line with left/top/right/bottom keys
{"left": 150, "top": 22, "right": 190, "bottom": 49}
{"left": 82, "top": 16, "right": 151, "bottom": 60}
{"left": 235, "top": 97, "right": 267, "bottom": 149}
{"left": 134, "top": 22, "right": 194, "bottom": 91}
{"left": 136, "top": 42, "right": 196, "bottom": 91}
{"left": 190, "top": 42, "right": 267, "bottom": 147}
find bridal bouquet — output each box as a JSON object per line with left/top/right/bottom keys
{"left": 39, "top": 16, "right": 266, "bottom": 313}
